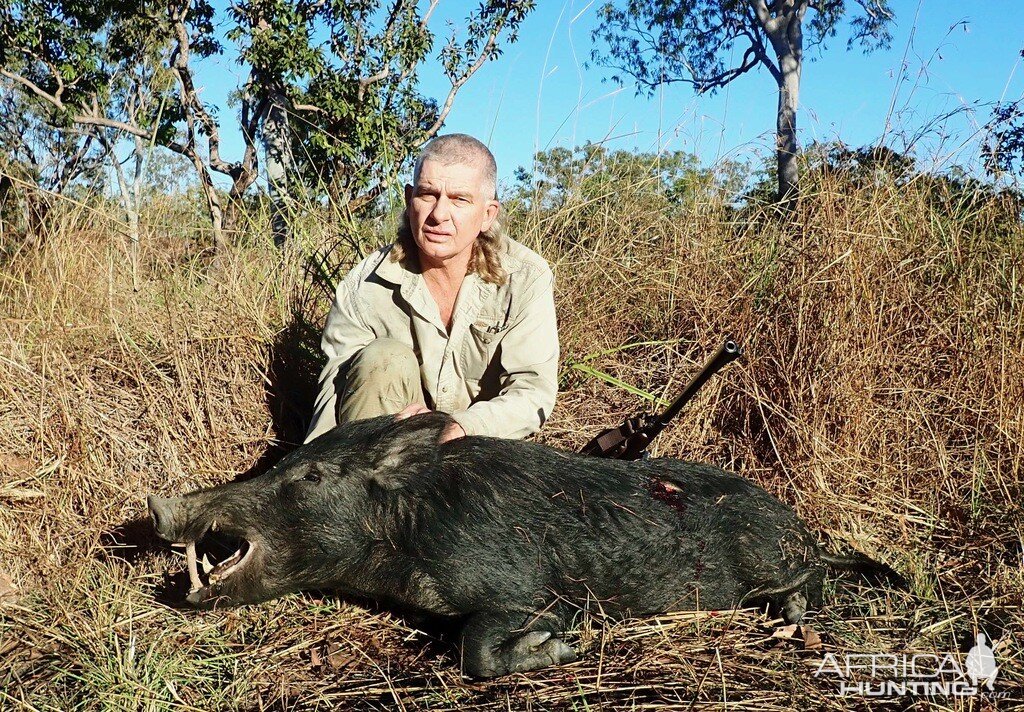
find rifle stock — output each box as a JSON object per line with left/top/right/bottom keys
{"left": 580, "top": 339, "right": 743, "bottom": 460}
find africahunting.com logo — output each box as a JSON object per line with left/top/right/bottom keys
{"left": 814, "top": 633, "right": 1002, "bottom": 697}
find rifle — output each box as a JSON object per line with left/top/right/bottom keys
{"left": 580, "top": 339, "right": 743, "bottom": 460}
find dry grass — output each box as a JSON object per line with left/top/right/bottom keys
{"left": 1, "top": 169, "right": 1021, "bottom": 709}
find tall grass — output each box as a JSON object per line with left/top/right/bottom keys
{"left": 1, "top": 162, "right": 1021, "bottom": 708}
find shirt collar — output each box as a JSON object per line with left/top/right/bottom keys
{"left": 369, "top": 243, "right": 477, "bottom": 334}
{"left": 371, "top": 243, "right": 499, "bottom": 335}
{"left": 371, "top": 244, "right": 408, "bottom": 286}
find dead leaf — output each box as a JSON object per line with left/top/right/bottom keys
{"left": 802, "top": 625, "right": 822, "bottom": 651}
{"left": 771, "top": 623, "right": 800, "bottom": 641}
{"left": 770, "top": 623, "right": 822, "bottom": 650}
{"left": 327, "top": 641, "right": 355, "bottom": 670}
{"left": 0, "top": 571, "right": 18, "bottom": 603}
{"left": 0, "top": 454, "right": 34, "bottom": 476}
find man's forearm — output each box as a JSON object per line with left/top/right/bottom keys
{"left": 450, "top": 376, "right": 556, "bottom": 439}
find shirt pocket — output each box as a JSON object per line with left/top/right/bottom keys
{"left": 463, "top": 317, "right": 506, "bottom": 377}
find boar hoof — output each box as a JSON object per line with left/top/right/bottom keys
{"left": 461, "top": 613, "right": 577, "bottom": 678}
{"left": 506, "top": 630, "right": 577, "bottom": 673}
{"left": 782, "top": 591, "right": 808, "bottom": 624}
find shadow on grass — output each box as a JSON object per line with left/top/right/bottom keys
{"left": 98, "top": 517, "right": 197, "bottom": 607}
{"left": 262, "top": 308, "right": 323, "bottom": 451}
{"left": 100, "top": 512, "right": 466, "bottom": 665}
{"left": 258, "top": 241, "right": 356, "bottom": 456}
{"left": 239, "top": 243, "right": 348, "bottom": 480}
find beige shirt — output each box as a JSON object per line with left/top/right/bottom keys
{"left": 305, "top": 237, "right": 559, "bottom": 441}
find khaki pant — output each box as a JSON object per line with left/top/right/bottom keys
{"left": 337, "top": 338, "right": 425, "bottom": 424}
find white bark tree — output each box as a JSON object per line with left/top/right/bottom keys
{"left": 592, "top": 0, "right": 895, "bottom": 206}
{"left": 0, "top": 91, "right": 109, "bottom": 241}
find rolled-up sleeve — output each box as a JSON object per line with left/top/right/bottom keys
{"left": 450, "top": 266, "right": 559, "bottom": 439}
{"left": 304, "top": 271, "right": 376, "bottom": 443}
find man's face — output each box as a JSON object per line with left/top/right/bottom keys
{"left": 405, "top": 159, "right": 500, "bottom": 267}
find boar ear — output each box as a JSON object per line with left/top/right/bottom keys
{"left": 368, "top": 412, "right": 450, "bottom": 490}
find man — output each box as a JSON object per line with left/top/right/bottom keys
{"left": 304, "top": 134, "right": 558, "bottom": 444}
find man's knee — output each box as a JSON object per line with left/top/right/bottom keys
{"left": 338, "top": 338, "right": 422, "bottom": 423}
{"left": 349, "top": 338, "right": 419, "bottom": 381}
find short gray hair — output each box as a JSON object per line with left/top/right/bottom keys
{"left": 413, "top": 134, "right": 498, "bottom": 199}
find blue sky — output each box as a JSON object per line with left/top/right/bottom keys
{"left": 196, "top": 1, "right": 1024, "bottom": 189}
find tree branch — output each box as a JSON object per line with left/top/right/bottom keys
{"left": 1, "top": 69, "right": 64, "bottom": 113}
{"left": 421, "top": 20, "right": 504, "bottom": 140}
{"left": 749, "top": 0, "right": 786, "bottom": 35}
{"left": 171, "top": 13, "right": 232, "bottom": 175}
{"left": 1, "top": 68, "right": 190, "bottom": 153}
{"left": 743, "top": 5, "right": 782, "bottom": 79}
{"left": 420, "top": 0, "right": 440, "bottom": 29}
{"left": 357, "top": 67, "right": 392, "bottom": 101}
{"left": 350, "top": 180, "right": 390, "bottom": 211}
{"left": 694, "top": 45, "right": 760, "bottom": 93}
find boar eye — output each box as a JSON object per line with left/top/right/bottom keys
{"left": 300, "top": 471, "right": 321, "bottom": 483}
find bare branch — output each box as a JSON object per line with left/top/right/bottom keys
{"left": 357, "top": 67, "right": 392, "bottom": 101}
{"left": 695, "top": 45, "right": 760, "bottom": 93}
{"left": 855, "top": 0, "right": 893, "bottom": 21}
{"left": 1, "top": 69, "right": 64, "bottom": 113}
{"left": 749, "top": 0, "right": 786, "bottom": 35}
{"left": 420, "top": 0, "right": 441, "bottom": 29}
{"left": 421, "top": 21, "right": 504, "bottom": 140}
{"left": 743, "top": 4, "right": 782, "bottom": 79}
{"left": 170, "top": 14, "right": 232, "bottom": 175}
{"left": 54, "top": 132, "right": 105, "bottom": 193}
{"left": 749, "top": 0, "right": 772, "bottom": 27}
{"left": 2, "top": 68, "right": 190, "bottom": 153}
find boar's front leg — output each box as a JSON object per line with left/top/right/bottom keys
{"left": 459, "top": 611, "right": 577, "bottom": 678}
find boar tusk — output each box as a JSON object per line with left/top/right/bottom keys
{"left": 185, "top": 541, "right": 203, "bottom": 593}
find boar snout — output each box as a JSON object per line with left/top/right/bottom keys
{"left": 148, "top": 494, "right": 181, "bottom": 541}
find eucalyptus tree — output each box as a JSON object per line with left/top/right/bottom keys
{"left": 0, "top": 92, "right": 109, "bottom": 240}
{"left": 0, "top": 0, "right": 236, "bottom": 244}
{"left": 592, "top": 0, "right": 895, "bottom": 205}
{"left": 230, "top": 0, "right": 535, "bottom": 233}
{"left": 1, "top": 0, "right": 535, "bottom": 247}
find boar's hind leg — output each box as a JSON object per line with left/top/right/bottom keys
{"left": 742, "top": 567, "right": 823, "bottom": 624}
{"left": 460, "top": 611, "right": 577, "bottom": 678}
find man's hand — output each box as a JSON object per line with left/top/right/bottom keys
{"left": 440, "top": 421, "right": 466, "bottom": 443}
{"left": 395, "top": 403, "right": 466, "bottom": 443}
{"left": 396, "top": 403, "right": 431, "bottom": 419}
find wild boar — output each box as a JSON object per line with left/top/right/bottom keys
{"left": 149, "top": 412, "right": 892, "bottom": 678}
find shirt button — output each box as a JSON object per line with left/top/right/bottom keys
{"left": 442, "top": 386, "right": 449, "bottom": 393}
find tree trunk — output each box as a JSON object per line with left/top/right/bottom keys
{"left": 224, "top": 166, "right": 258, "bottom": 234}
{"left": 0, "top": 173, "right": 12, "bottom": 241}
{"left": 775, "top": 52, "right": 800, "bottom": 206}
{"left": 263, "top": 92, "right": 291, "bottom": 245}
{"left": 110, "top": 136, "right": 142, "bottom": 247}
{"left": 188, "top": 153, "right": 225, "bottom": 250}
{"left": 25, "top": 190, "right": 51, "bottom": 245}
{"left": 129, "top": 135, "right": 144, "bottom": 290}
{"left": 766, "top": 7, "right": 805, "bottom": 209}
{"left": 208, "top": 196, "right": 225, "bottom": 250}
{"left": 224, "top": 91, "right": 264, "bottom": 234}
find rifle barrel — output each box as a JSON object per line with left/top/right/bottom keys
{"left": 654, "top": 339, "right": 743, "bottom": 429}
